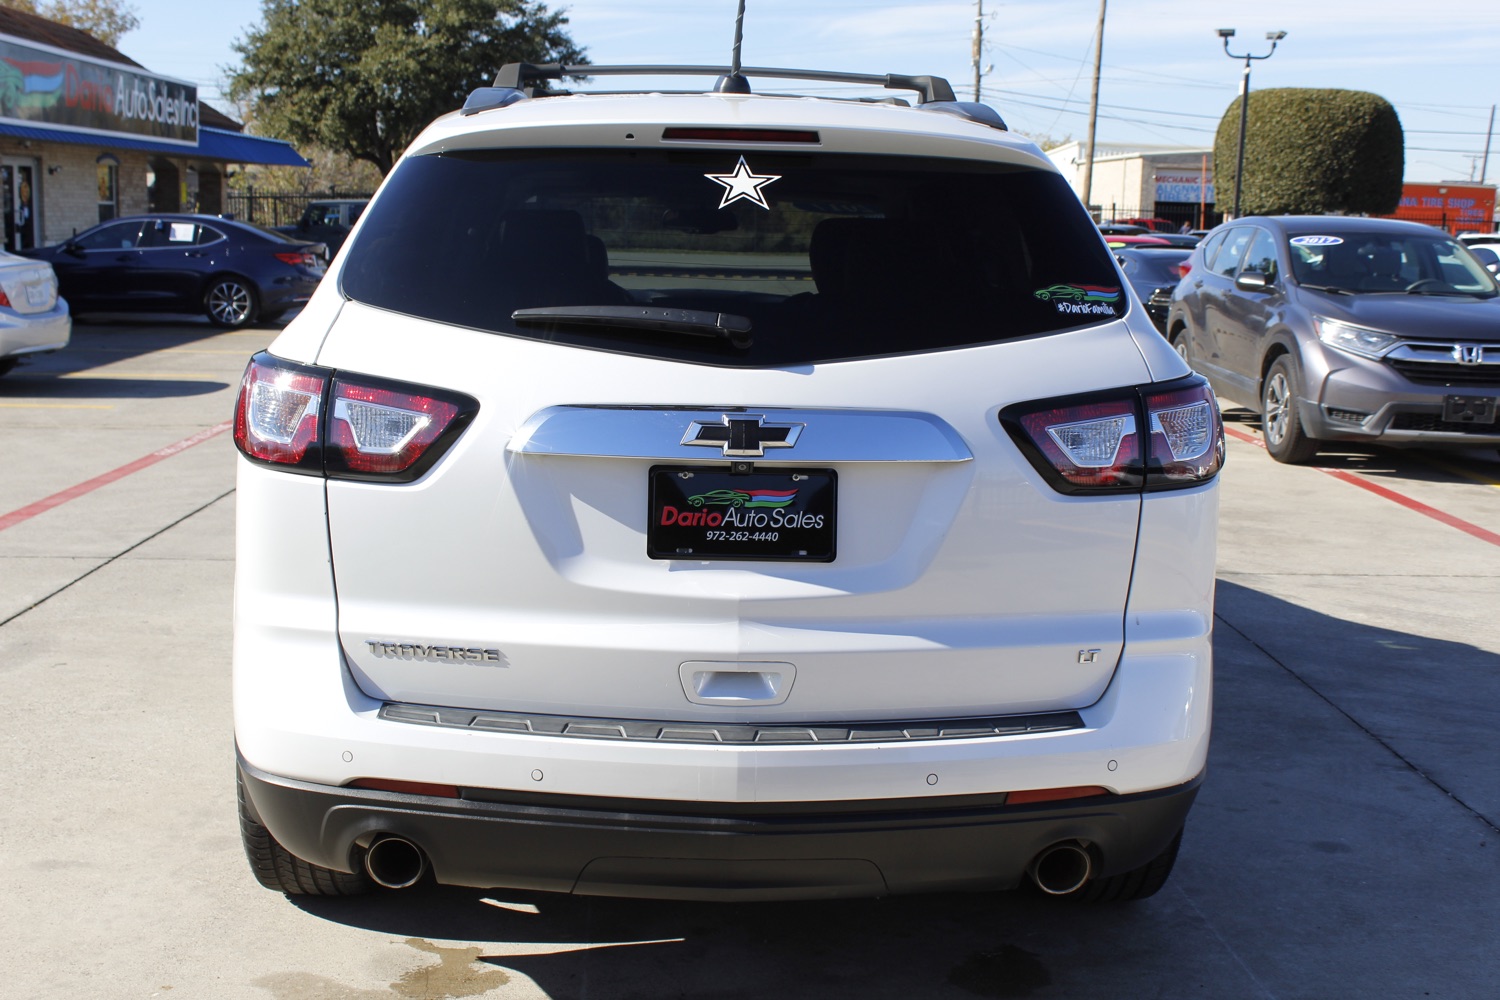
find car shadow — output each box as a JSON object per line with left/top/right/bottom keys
{"left": 0, "top": 319, "right": 290, "bottom": 398}
{"left": 267, "top": 577, "right": 1500, "bottom": 998}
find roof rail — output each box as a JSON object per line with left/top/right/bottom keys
{"left": 493, "top": 63, "right": 958, "bottom": 105}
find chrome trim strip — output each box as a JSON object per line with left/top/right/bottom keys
{"left": 380, "top": 702, "right": 1084, "bottom": 745}
{"left": 508, "top": 405, "right": 974, "bottom": 463}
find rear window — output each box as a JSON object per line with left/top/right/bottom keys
{"left": 340, "top": 148, "right": 1126, "bottom": 366}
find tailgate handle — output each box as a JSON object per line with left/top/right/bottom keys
{"left": 679, "top": 661, "right": 795, "bottom": 706}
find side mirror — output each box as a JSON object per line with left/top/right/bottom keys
{"left": 63, "top": 240, "right": 84, "bottom": 256}
{"left": 1235, "top": 270, "right": 1271, "bottom": 292}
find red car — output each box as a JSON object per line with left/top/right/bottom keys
{"left": 1104, "top": 234, "right": 1172, "bottom": 248}
{"left": 1116, "top": 217, "right": 1178, "bottom": 232}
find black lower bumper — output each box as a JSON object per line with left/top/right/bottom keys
{"left": 238, "top": 756, "right": 1200, "bottom": 902}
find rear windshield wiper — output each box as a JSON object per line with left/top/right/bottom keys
{"left": 512, "top": 305, "right": 752, "bottom": 349}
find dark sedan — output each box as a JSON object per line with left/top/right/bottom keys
{"left": 25, "top": 214, "right": 325, "bottom": 328}
{"left": 1114, "top": 245, "right": 1192, "bottom": 332}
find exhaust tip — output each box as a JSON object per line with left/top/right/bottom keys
{"left": 1028, "top": 842, "right": 1093, "bottom": 896}
{"left": 364, "top": 835, "right": 428, "bottom": 889}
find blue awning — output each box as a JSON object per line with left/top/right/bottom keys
{"left": 0, "top": 122, "right": 309, "bottom": 167}
{"left": 195, "top": 127, "right": 309, "bottom": 167}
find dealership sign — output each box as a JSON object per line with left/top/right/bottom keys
{"left": 0, "top": 33, "right": 197, "bottom": 144}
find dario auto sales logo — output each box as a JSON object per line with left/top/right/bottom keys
{"left": 659, "top": 488, "right": 823, "bottom": 529}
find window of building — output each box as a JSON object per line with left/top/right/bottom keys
{"left": 97, "top": 156, "right": 119, "bottom": 222}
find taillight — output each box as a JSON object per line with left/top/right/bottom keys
{"left": 1176, "top": 261, "right": 1192, "bottom": 278}
{"left": 0, "top": 289, "right": 10, "bottom": 307}
{"left": 234, "top": 356, "right": 326, "bottom": 472}
{"left": 1015, "top": 398, "right": 1142, "bottom": 491}
{"left": 274, "top": 251, "right": 319, "bottom": 268}
{"left": 1001, "top": 376, "right": 1223, "bottom": 494}
{"left": 233, "top": 352, "right": 477, "bottom": 482}
{"left": 1145, "top": 382, "right": 1223, "bottom": 486}
{"left": 326, "top": 382, "right": 462, "bottom": 479}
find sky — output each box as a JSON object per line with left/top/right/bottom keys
{"left": 112, "top": 0, "right": 1500, "bottom": 184}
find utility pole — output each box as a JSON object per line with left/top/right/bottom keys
{"left": 1080, "top": 0, "right": 1106, "bottom": 216}
{"left": 972, "top": 1, "right": 984, "bottom": 102}
{"left": 1481, "top": 104, "right": 1495, "bottom": 184}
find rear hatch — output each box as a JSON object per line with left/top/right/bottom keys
{"left": 316, "top": 113, "right": 1150, "bottom": 725}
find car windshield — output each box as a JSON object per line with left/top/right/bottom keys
{"left": 1287, "top": 231, "right": 1498, "bottom": 297}
{"left": 339, "top": 149, "right": 1126, "bottom": 366}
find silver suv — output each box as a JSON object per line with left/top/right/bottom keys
{"left": 232, "top": 63, "right": 1224, "bottom": 903}
{"left": 1167, "top": 216, "right": 1500, "bottom": 463}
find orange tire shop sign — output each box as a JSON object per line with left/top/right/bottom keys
{"left": 1384, "top": 183, "right": 1497, "bottom": 235}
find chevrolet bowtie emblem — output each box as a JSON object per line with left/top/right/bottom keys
{"left": 682, "top": 414, "right": 804, "bottom": 457}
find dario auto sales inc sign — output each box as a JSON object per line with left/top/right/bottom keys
{"left": 0, "top": 34, "right": 197, "bottom": 144}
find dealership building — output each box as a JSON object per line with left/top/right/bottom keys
{"left": 0, "top": 7, "right": 307, "bottom": 253}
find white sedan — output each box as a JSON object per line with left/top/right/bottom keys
{"left": 0, "top": 250, "right": 69, "bottom": 377}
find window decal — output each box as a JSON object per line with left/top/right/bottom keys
{"left": 703, "top": 156, "right": 781, "bottom": 210}
{"left": 1290, "top": 235, "right": 1344, "bottom": 246}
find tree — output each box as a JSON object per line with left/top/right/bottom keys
{"left": 229, "top": 0, "right": 585, "bottom": 176}
{"left": 1214, "top": 88, "right": 1403, "bottom": 217}
{"left": 1, "top": 0, "right": 140, "bottom": 46}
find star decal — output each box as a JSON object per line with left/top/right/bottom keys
{"left": 703, "top": 156, "right": 781, "bottom": 211}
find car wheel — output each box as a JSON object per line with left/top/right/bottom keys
{"left": 205, "top": 277, "right": 258, "bottom": 328}
{"left": 238, "top": 772, "right": 371, "bottom": 896}
{"left": 1069, "top": 827, "right": 1183, "bottom": 903}
{"left": 1261, "top": 355, "right": 1320, "bottom": 464}
{"left": 1169, "top": 329, "right": 1190, "bottom": 364}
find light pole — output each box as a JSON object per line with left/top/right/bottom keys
{"left": 1218, "top": 28, "right": 1286, "bottom": 219}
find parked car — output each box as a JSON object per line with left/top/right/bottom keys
{"left": 233, "top": 60, "right": 1224, "bottom": 905}
{"left": 1167, "top": 216, "right": 1500, "bottom": 462}
{"left": 1114, "top": 217, "right": 1176, "bottom": 232}
{"left": 1114, "top": 245, "right": 1193, "bottom": 332}
{"left": 1104, "top": 234, "right": 1172, "bottom": 248}
{"left": 1097, "top": 222, "right": 1150, "bottom": 236}
{"left": 275, "top": 198, "right": 368, "bottom": 259}
{"left": 25, "top": 214, "right": 325, "bottom": 328}
{"left": 1144, "top": 232, "right": 1203, "bottom": 249}
{"left": 0, "top": 250, "right": 69, "bottom": 377}
{"left": 1469, "top": 245, "right": 1500, "bottom": 275}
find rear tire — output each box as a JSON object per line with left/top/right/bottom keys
{"left": 238, "top": 772, "right": 371, "bottom": 896}
{"left": 205, "top": 277, "right": 258, "bottom": 328}
{"left": 1261, "top": 355, "right": 1320, "bottom": 464}
{"left": 1071, "top": 827, "right": 1183, "bottom": 903}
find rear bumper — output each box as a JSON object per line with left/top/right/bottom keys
{"left": 238, "top": 753, "right": 1200, "bottom": 900}
{"left": 0, "top": 303, "right": 69, "bottom": 359}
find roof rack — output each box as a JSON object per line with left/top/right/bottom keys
{"left": 493, "top": 63, "right": 959, "bottom": 106}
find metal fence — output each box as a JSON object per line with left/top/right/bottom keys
{"left": 1086, "top": 204, "right": 1224, "bottom": 233}
{"left": 224, "top": 188, "right": 375, "bottom": 228}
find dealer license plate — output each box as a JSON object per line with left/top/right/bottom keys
{"left": 648, "top": 466, "right": 836, "bottom": 561}
{"left": 25, "top": 283, "right": 48, "bottom": 307}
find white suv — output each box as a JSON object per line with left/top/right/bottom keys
{"left": 232, "top": 63, "right": 1224, "bottom": 903}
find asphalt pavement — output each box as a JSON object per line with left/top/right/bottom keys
{"left": 1, "top": 320, "right": 1497, "bottom": 999}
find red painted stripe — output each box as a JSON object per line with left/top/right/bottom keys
{"left": 1224, "top": 424, "right": 1500, "bottom": 547}
{"left": 0, "top": 421, "right": 232, "bottom": 533}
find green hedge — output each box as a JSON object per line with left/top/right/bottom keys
{"left": 1214, "top": 88, "right": 1404, "bottom": 216}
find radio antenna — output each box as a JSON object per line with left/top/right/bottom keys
{"left": 716, "top": 0, "right": 752, "bottom": 93}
